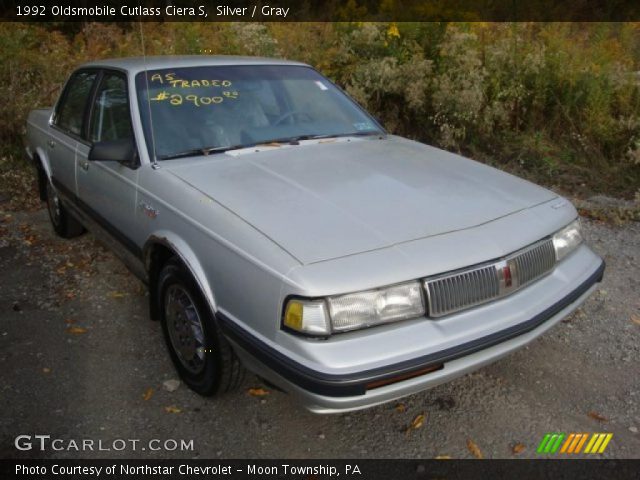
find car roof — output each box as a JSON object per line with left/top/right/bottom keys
{"left": 80, "top": 55, "right": 309, "bottom": 73}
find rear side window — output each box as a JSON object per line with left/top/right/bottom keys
{"left": 89, "top": 72, "right": 133, "bottom": 142}
{"left": 55, "top": 71, "right": 97, "bottom": 137}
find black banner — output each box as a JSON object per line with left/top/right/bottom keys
{"left": 1, "top": 0, "right": 640, "bottom": 22}
{"left": 1, "top": 459, "right": 640, "bottom": 480}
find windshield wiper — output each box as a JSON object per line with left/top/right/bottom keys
{"left": 158, "top": 132, "right": 385, "bottom": 160}
{"left": 158, "top": 144, "right": 245, "bottom": 160}
{"left": 251, "top": 134, "right": 332, "bottom": 146}
{"left": 326, "top": 131, "right": 385, "bottom": 140}
{"left": 264, "top": 131, "right": 384, "bottom": 145}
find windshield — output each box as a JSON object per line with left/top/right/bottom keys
{"left": 135, "top": 65, "right": 384, "bottom": 160}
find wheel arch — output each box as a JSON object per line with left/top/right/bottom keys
{"left": 31, "top": 147, "right": 52, "bottom": 202}
{"left": 143, "top": 232, "right": 218, "bottom": 321}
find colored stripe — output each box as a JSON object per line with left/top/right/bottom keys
{"left": 584, "top": 433, "right": 598, "bottom": 453}
{"left": 560, "top": 434, "right": 575, "bottom": 453}
{"left": 574, "top": 433, "right": 589, "bottom": 453}
{"left": 544, "top": 434, "right": 559, "bottom": 453}
{"left": 590, "top": 434, "right": 606, "bottom": 454}
{"left": 550, "top": 433, "right": 565, "bottom": 453}
{"left": 597, "top": 434, "right": 613, "bottom": 454}
{"left": 567, "top": 434, "right": 581, "bottom": 453}
{"left": 537, "top": 434, "right": 552, "bottom": 453}
{"left": 538, "top": 432, "right": 613, "bottom": 455}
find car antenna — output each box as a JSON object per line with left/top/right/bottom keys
{"left": 138, "top": 19, "right": 160, "bottom": 170}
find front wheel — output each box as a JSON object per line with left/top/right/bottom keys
{"left": 45, "top": 179, "right": 84, "bottom": 238}
{"left": 157, "top": 258, "right": 246, "bottom": 396}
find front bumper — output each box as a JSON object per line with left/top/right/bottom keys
{"left": 219, "top": 246, "right": 604, "bottom": 413}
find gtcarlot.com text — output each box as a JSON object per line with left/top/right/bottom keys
{"left": 14, "top": 434, "right": 194, "bottom": 452}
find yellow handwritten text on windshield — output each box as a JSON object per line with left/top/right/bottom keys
{"left": 150, "top": 90, "right": 239, "bottom": 107}
{"left": 148, "top": 72, "right": 238, "bottom": 106}
{"left": 150, "top": 73, "right": 232, "bottom": 88}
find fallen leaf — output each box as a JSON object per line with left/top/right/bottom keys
{"left": 434, "top": 455, "right": 451, "bottom": 460}
{"left": 631, "top": 314, "right": 640, "bottom": 326}
{"left": 411, "top": 413, "right": 425, "bottom": 429}
{"left": 142, "top": 388, "right": 154, "bottom": 401}
{"left": 65, "top": 292, "right": 76, "bottom": 300}
{"left": 66, "top": 326, "right": 87, "bottom": 334}
{"left": 588, "top": 411, "right": 608, "bottom": 422}
{"left": 395, "top": 403, "right": 406, "bottom": 413}
{"left": 108, "top": 291, "right": 126, "bottom": 299}
{"left": 164, "top": 406, "right": 181, "bottom": 414}
{"left": 248, "top": 388, "right": 269, "bottom": 397}
{"left": 405, "top": 413, "right": 426, "bottom": 434}
{"left": 42, "top": 367, "right": 51, "bottom": 374}
{"left": 64, "top": 318, "right": 76, "bottom": 324}
{"left": 467, "top": 438, "right": 483, "bottom": 459}
{"left": 512, "top": 443, "right": 526, "bottom": 454}
{"left": 163, "top": 379, "right": 181, "bottom": 392}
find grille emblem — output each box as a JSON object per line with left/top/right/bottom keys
{"left": 496, "top": 260, "right": 519, "bottom": 294}
{"left": 502, "top": 265, "right": 513, "bottom": 287}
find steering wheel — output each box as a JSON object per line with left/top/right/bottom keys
{"left": 273, "top": 110, "right": 313, "bottom": 126}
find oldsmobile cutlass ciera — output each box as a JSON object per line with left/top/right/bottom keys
{"left": 26, "top": 56, "right": 604, "bottom": 413}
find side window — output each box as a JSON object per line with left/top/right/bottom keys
{"left": 89, "top": 73, "right": 133, "bottom": 143}
{"left": 55, "top": 71, "right": 97, "bottom": 137}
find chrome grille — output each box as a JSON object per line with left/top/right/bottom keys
{"left": 512, "top": 238, "right": 556, "bottom": 287}
{"left": 426, "top": 265, "right": 500, "bottom": 317}
{"left": 425, "top": 238, "right": 556, "bottom": 317}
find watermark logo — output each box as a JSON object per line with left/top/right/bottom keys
{"left": 536, "top": 432, "right": 613, "bottom": 455}
{"left": 14, "top": 435, "right": 194, "bottom": 452}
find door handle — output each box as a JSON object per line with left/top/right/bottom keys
{"left": 79, "top": 160, "right": 89, "bottom": 171}
{"left": 47, "top": 140, "right": 56, "bottom": 149}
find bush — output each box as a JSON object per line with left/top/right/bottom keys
{"left": 2, "top": 21, "right": 639, "bottom": 198}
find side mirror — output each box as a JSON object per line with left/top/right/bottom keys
{"left": 89, "top": 138, "right": 138, "bottom": 169}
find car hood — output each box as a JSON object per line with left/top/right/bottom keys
{"left": 165, "top": 136, "right": 557, "bottom": 265}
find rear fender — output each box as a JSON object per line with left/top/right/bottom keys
{"left": 33, "top": 147, "right": 52, "bottom": 177}
{"left": 30, "top": 147, "right": 52, "bottom": 201}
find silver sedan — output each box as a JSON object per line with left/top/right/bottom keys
{"left": 26, "top": 56, "right": 604, "bottom": 413}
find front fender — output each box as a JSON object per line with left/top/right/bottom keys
{"left": 143, "top": 231, "right": 218, "bottom": 314}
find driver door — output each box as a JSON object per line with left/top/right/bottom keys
{"left": 75, "top": 70, "right": 140, "bottom": 255}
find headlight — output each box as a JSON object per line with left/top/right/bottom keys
{"left": 328, "top": 281, "right": 425, "bottom": 333}
{"left": 283, "top": 281, "right": 425, "bottom": 336}
{"left": 552, "top": 219, "right": 583, "bottom": 261}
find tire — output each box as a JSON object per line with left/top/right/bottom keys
{"left": 45, "top": 179, "right": 84, "bottom": 239}
{"left": 157, "top": 258, "right": 246, "bottom": 396}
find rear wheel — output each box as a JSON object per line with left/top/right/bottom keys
{"left": 158, "top": 258, "right": 246, "bottom": 396}
{"left": 45, "top": 179, "right": 84, "bottom": 238}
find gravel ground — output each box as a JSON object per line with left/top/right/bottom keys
{"left": 0, "top": 203, "right": 638, "bottom": 460}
